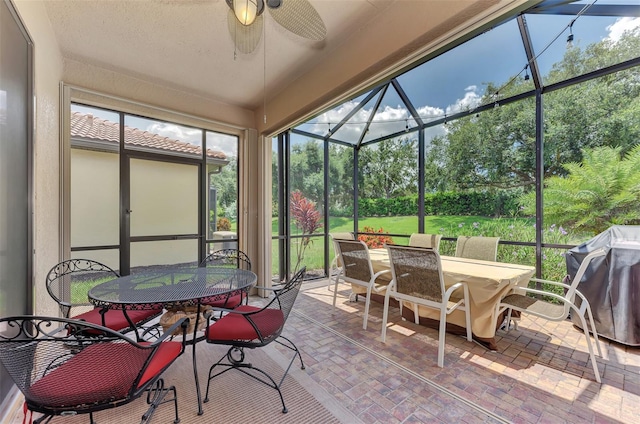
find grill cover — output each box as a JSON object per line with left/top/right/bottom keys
{"left": 565, "top": 225, "right": 640, "bottom": 346}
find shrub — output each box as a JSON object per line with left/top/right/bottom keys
{"left": 216, "top": 217, "right": 231, "bottom": 231}
{"left": 358, "top": 226, "right": 394, "bottom": 248}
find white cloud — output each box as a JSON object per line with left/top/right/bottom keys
{"left": 446, "top": 86, "right": 481, "bottom": 115}
{"left": 306, "top": 85, "right": 481, "bottom": 143}
{"left": 147, "top": 122, "right": 237, "bottom": 157}
{"left": 147, "top": 122, "right": 201, "bottom": 146}
{"left": 206, "top": 133, "right": 238, "bottom": 157}
{"left": 606, "top": 17, "right": 640, "bottom": 43}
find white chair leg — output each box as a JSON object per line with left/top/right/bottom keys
{"left": 413, "top": 302, "right": 419, "bottom": 324}
{"left": 328, "top": 258, "right": 338, "bottom": 291}
{"left": 463, "top": 285, "right": 472, "bottom": 342}
{"left": 575, "top": 307, "right": 602, "bottom": 383}
{"left": 332, "top": 274, "right": 340, "bottom": 307}
{"left": 585, "top": 301, "right": 603, "bottom": 357}
{"left": 437, "top": 306, "right": 447, "bottom": 368}
{"left": 381, "top": 292, "right": 391, "bottom": 342}
{"left": 363, "top": 284, "right": 374, "bottom": 330}
{"left": 505, "top": 309, "right": 514, "bottom": 333}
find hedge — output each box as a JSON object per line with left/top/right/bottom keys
{"left": 330, "top": 191, "right": 521, "bottom": 217}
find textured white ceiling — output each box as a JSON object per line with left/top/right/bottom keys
{"left": 43, "top": 0, "right": 395, "bottom": 110}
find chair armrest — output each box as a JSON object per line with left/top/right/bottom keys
{"left": 372, "top": 269, "right": 391, "bottom": 292}
{"left": 444, "top": 282, "right": 464, "bottom": 298}
{"left": 253, "top": 285, "right": 277, "bottom": 291}
{"left": 529, "top": 277, "right": 571, "bottom": 291}
{"left": 144, "top": 317, "right": 189, "bottom": 347}
{"left": 506, "top": 286, "right": 569, "bottom": 304}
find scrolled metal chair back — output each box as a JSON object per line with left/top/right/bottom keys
{"left": 201, "top": 249, "right": 252, "bottom": 271}
{"left": 45, "top": 259, "right": 120, "bottom": 318}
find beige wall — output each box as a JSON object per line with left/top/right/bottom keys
{"left": 70, "top": 149, "right": 119, "bottom": 247}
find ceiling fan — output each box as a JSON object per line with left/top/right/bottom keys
{"left": 226, "top": 0, "right": 327, "bottom": 54}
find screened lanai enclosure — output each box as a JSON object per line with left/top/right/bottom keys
{"left": 272, "top": 0, "right": 640, "bottom": 283}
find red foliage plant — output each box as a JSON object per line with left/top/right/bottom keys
{"left": 358, "top": 226, "right": 394, "bottom": 248}
{"left": 290, "top": 191, "right": 323, "bottom": 272}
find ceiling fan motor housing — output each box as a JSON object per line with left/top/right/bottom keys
{"left": 226, "top": 0, "right": 284, "bottom": 18}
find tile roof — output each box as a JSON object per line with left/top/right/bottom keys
{"left": 70, "top": 111, "right": 226, "bottom": 160}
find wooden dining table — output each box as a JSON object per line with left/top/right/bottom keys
{"left": 365, "top": 248, "right": 535, "bottom": 349}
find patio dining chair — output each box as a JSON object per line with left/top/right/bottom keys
{"left": 409, "top": 233, "right": 442, "bottom": 251}
{"left": 332, "top": 239, "right": 391, "bottom": 330}
{"left": 381, "top": 244, "right": 472, "bottom": 368}
{"left": 0, "top": 315, "right": 189, "bottom": 424}
{"left": 327, "top": 232, "right": 355, "bottom": 290}
{"left": 455, "top": 236, "right": 500, "bottom": 262}
{"left": 203, "top": 267, "right": 306, "bottom": 414}
{"left": 45, "top": 259, "right": 162, "bottom": 334}
{"left": 200, "top": 248, "right": 252, "bottom": 311}
{"left": 496, "top": 248, "right": 606, "bottom": 383}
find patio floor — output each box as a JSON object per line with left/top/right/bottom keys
{"left": 284, "top": 279, "right": 640, "bottom": 423}
{"left": 6, "top": 278, "right": 640, "bottom": 423}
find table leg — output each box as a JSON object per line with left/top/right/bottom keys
{"left": 193, "top": 340, "right": 204, "bottom": 415}
{"left": 192, "top": 306, "right": 204, "bottom": 415}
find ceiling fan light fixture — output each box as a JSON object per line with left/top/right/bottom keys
{"left": 232, "top": 0, "right": 263, "bottom": 26}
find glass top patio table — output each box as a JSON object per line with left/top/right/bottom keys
{"left": 88, "top": 265, "right": 257, "bottom": 416}
{"left": 88, "top": 266, "right": 257, "bottom": 310}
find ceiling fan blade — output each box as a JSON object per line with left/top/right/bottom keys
{"left": 268, "top": 0, "right": 326, "bottom": 41}
{"left": 227, "top": 9, "right": 263, "bottom": 54}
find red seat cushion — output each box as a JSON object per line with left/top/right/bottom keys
{"left": 73, "top": 308, "right": 161, "bottom": 332}
{"left": 206, "top": 305, "right": 284, "bottom": 342}
{"left": 202, "top": 292, "right": 245, "bottom": 309}
{"left": 29, "top": 342, "right": 182, "bottom": 407}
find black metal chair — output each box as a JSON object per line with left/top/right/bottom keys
{"left": 45, "top": 259, "right": 162, "bottom": 334}
{"left": 200, "top": 249, "right": 252, "bottom": 310}
{"left": 0, "top": 315, "right": 189, "bottom": 424}
{"left": 203, "top": 267, "right": 306, "bottom": 413}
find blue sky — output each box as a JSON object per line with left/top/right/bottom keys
{"left": 302, "top": 10, "right": 640, "bottom": 144}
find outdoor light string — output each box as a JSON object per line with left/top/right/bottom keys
{"left": 486, "top": 0, "right": 596, "bottom": 104}
{"left": 300, "top": 0, "right": 597, "bottom": 129}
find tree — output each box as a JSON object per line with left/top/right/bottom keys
{"left": 520, "top": 145, "right": 640, "bottom": 234}
{"left": 211, "top": 159, "right": 238, "bottom": 220}
{"left": 425, "top": 28, "right": 640, "bottom": 193}
{"left": 358, "top": 136, "right": 418, "bottom": 198}
{"left": 290, "top": 140, "right": 324, "bottom": 205}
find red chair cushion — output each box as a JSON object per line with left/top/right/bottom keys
{"left": 73, "top": 308, "right": 161, "bottom": 332}
{"left": 137, "top": 342, "right": 183, "bottom": 387}
{"left": 206, "top": 305, "right": 284, "bottom": 342}
{"left": 202, "top": 292, "right": 245, "bottom": 309}
{"left": 29, "top": 342, "right": 182, "bottom": 407}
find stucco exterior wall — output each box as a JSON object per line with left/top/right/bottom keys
{"left": 70, "top": 149, "right": 119, "bottom": 248}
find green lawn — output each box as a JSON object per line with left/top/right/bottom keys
{"left": 273, "top": 214, "right": 586, "bottom": 286}
{"left": 273, "top": 215, "right": 508, "bottom": 237}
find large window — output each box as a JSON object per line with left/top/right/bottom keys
{"left": 272, "top": 1, "right": 640, "bottom": 283}
{"left": 69, "top": 103, "right": 237, "bottom": 274}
